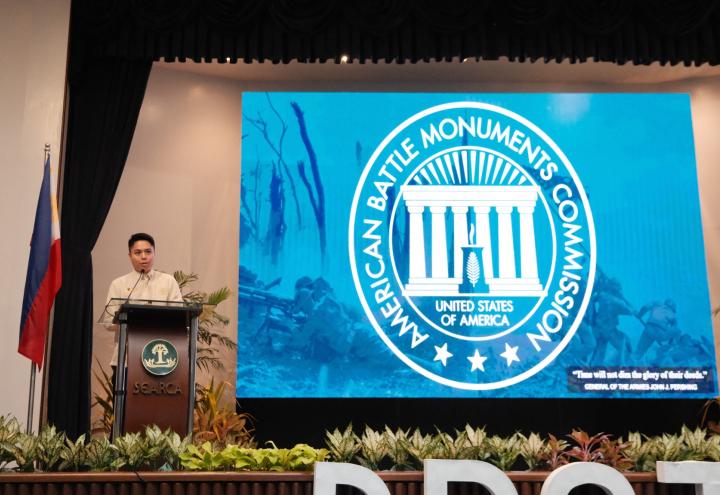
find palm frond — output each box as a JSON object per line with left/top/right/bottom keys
{"left": 206, "top": 288, "right": 231, "bottom": 306}
{"left": 173, "top": 270, "right": 237, "bottom": 371}
{"left": 174, "top": 271, "right": 199, "bottom": 290}
{"left": 197, "top": 356, "right": 224, "bottom": 373}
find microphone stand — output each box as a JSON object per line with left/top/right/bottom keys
{"left": 125, "top": 269, "right": 145, "bottom": 303}
{"left": 112, "top": 269, "right": 144, "bottom": 440}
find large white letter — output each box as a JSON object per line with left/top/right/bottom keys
{"left": 424, "top": 459, "right": 518, "bottom": 495}
{"left": 657, "top": 461, "right": 720, "bottom": 495}
{"left": 541, "top": 463, "right": 634, "bottom": 495}
{"left": 314, "top": 462, "right": 391, "bottom": 495}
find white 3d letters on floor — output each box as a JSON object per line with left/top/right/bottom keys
{"left": 424, "top": 460, "right": 518, "bottom": 495}
{"left": 314, "top": 463, "right": 391, "bottom": 495}
{"left": 540, "top": 463, "right": 634, "bottom": 495}
{"left": 657, "top": 461, "right": 720, "bottom": 495}
{"left": 314, "top": 461, "right": 720, "bottom": 495}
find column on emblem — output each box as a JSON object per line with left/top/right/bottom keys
{"left": 495, "top": 205, "right": 516, "bottom": 279}
{"left": 451, "top": 206, "right": 469, "bottom": 280}
{"left": 518, "top": 205, "right": 539, "bottom": 282}
{"left": 473, "top": 205, "right": 494, "bottom": 280}
{"left": 430, "top": 205, "right": 449, "bottom": 279}
{"left": 407, "top": 205, "right": 426, "bottom": 280}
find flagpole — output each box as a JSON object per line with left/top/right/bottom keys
{"left": 27, "top": 363, "right": 36, "bottom": 433}
{"left": 25, "top": 143, "right": 51, "bottom": 434}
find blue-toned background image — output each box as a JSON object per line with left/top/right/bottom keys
{"left": 237, "top": 92, "right": 716, "bottom": 398}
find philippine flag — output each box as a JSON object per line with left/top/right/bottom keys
{"left": 18, "top": 154, "right": 62, "bottom": 367}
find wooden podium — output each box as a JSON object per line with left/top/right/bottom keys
{"left": 111, "top": 300, "right": 201, "bottom": 439}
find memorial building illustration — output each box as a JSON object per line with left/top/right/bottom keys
{"left": 400, "top": 146, "right": 546, "bottom": 297}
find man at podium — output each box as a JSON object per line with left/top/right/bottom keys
{"left": 103, "top": 233, "right": 183, "bottom": 369}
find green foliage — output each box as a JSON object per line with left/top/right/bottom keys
{"left": 402, "top": 429, "right": 440, "bottom": 469}
{"left": 174, "top": 271, "right": 237, "bottom": 373}
{"left": 518, "top": 432, "right": 548, "bottom": 471}
{"left": 706, "top": 436, "right": 720, "bottom": 462}
{"left": 463, "top": 424, "right": 489, "bottom": 460}
{"left": 144, "top": 425, "right": 192, "bottom": 470}
{"left": 0, "top": 415, "right": 22, "bottom": 469}
{"left": 35, "top": 425, "right": 67, "bottom": 471}
{"left": 59, "top": 435, "right": 88, "bottom": 472}
{"left": 11, "top": 433, "right": 38, "bottom": 472}
{"left": 325, "top": 423, "right": 360, "bottom": 463}
{"left": 357, "top": 426, "right": 387, "bottom": 470}
{"left": 4, "top": 414, "right": 720, "bottom": 473}
{"left": 112, "top": 432, "right": 161, "bottom": 471}
{"left": 680, "top": 425, "right": 717, "bottom": 461}
{"left": 284, "top": 444, "right": 329, "bottom": 471}
{"left": 85, "top": 436, "right": 116, "bottom": 471}
{"left": 384, "top": 426, "right": 411, "bottom": 470}
{"left": 635, "top": 426, "right": 720, "bottom": 467}
{"left": 179, "top": 441, "right": 328, "bottom": 471}
{"left": 194, "top": 378, "right": 255, "bottom": 447}
{"left": 622, "top": 432, "right": 655, "bottom": 472}
{"left": 179, "top": 442, "right": 228, "bottom": 471}
{"left": 435, "top": 428, "right": 474, "bottom": 460}
{"left": 223, "top": 444, "right": 255, "bottom": 470}
{"left": 247, "top": 446, "right": 284, "bottom": 471}
{"left": 91, "top": 358, "right": 115, "bottom": 436}
{"left": 486, "top": 434, "right": 521, "bottom": 471}
{"left": 246, "top": 443, "right": 328, "bottom": 471}
{"left": 649, "top": 432, "right": 686, "bottom": 462}
{"left": 105, "top": 427, "right": 190, "bottom": 472}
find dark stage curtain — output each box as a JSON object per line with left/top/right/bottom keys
{"left": 47, "top": 57, "right": 152, "bottom": 438}
{"left": 71, "top": 0, "right": 720, "bottom": 66}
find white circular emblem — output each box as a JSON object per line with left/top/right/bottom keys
{"left": 349, "top": 102, "right": 596, "bottom": 390}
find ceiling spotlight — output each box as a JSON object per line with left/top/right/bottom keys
{"left": 226, "top": 57, "right": 231, "bottom": 62}
{"left": 340, "top": 54, "right": 349, "bottom": 64}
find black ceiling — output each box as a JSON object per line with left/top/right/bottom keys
{"left": 70, "top": 0, "right": 720, "bottom": 66}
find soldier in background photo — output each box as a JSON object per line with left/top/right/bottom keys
{"left": 590, "top": 277, "right": 635, "bottom": 365}
{"left": 291, "top": 276, "right": 353, "bottom": 360}
{"left": 635, "top": 300, "right": 711, "bottom": 366}
{"left": 635, "top": 299, "right": 677, "bottom": 359}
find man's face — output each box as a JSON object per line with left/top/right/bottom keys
{"left": 128, "top": 240, "right": 155, "bottom": 273}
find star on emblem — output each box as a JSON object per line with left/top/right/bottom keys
{"left": 433, "top": 343, "right": 453, "bottom": 366}
{"left": 467, "top": 350, "right": 487, "bottom": 372}
{"left": 500, "top": 343, "right": 520, "bottom": 366}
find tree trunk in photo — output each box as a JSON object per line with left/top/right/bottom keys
{"left": 291, "top": 101, "right": 326, "bottom": 273}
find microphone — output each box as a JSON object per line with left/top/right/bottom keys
{"left": 125, "top": 269, "right": 145, "bottom": 303}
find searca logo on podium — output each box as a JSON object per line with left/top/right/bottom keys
{"left": 350, "top": 102, "right": 596, "bottom": 390}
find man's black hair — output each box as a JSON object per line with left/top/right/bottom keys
{"left": 128, "top": 233, "right": 155, "bottom": 251}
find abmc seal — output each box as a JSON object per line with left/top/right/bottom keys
{"left": 349, "top": 102, "right": 596, "bottom": 390}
